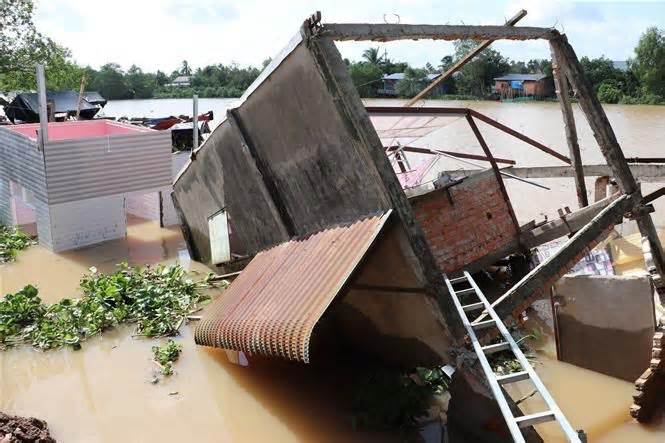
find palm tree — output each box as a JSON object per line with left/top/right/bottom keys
{"left": 180, "top": 60, "right": 192, "bottom": 76}
{"left": 362, "top": 47, "right": 382, "bottom": 65}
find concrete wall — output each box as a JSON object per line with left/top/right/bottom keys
{"left": 173, "top": 38, "right": 392, "bottom": 265}
{"left": 46, "top": 195, "right": 127, "bottom": 252}
{"left": 410, "top": 170, "right": 519, "bottom": 274}
{"left": 126, "top": 191, "right": 160, "bottom": 220}
{"left": 334, "top": 221, "right": 455, "bottom": 367}
{"left": 554, "top": 274, "right": 656, "bottom": 381}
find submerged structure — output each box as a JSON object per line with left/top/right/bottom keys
{"left": 173, "top": 11, "right": 665, "bottom": 441}
{"left": 3, "top": 90, "right": 107, "bottom": 123}
{"left": 0, "top": 120, "right": 176, "bottom": 251}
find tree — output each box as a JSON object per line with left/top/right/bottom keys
{"left": 362, "top": 47, "right": 383, "bottom": 65}
{"left": 90, "top": 63, "right": 131, "bottom": 99}
{"left": 395, "top": 67, "right": 429, "bottom": 98}
{"left": 597, "top": 82, "right": 622, "bottom": 103}
{"left": 0, "top": 0, "right": 82, "bottom": 91}
{"left": 348, "top": 62, "right": 383, "bottom": 97}
{"left": 509, "top": 61, "right": 528, "bottom": 74}
{"left": 454, "top": 40, "right": 509, "bottom": 96}
{"left": 439, "top": 56, "right": 454, "bottom": 72}
{"left": 579, "top": 56, "right": 625, "bottom": 92}
{"left": 632, "top": 27, "right": 665, "bottom": 97}
{"left": 155, "top": 70, "right": 169, "bottom": 87}
{"left": 180, "top": 60, "right": 192, "bottom": 76}
{"left": 126, "top": 65, "right": 155, "bottom": 99}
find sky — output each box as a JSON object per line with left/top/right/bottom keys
{"left": 34, "top": 0, "right": 665, "bottom": 73}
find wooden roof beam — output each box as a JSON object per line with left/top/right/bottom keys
{"left": 320, "top": 23, "right": 560, "bottom": 42}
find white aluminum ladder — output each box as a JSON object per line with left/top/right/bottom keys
{"left": 444, "top": 271, "right": 582, "bottom": 443}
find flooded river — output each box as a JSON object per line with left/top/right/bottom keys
{"left": 0, "top": 217, "right": 394, "bottom": 442}
{"left": 2, "top": 98, "right": 665, "bottom": 441}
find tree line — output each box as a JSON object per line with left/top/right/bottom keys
{"left": 346, "top": 28, "right": 665, "bottom": 105}
{"left": 1, "top": 0, "right": 664, "bottom": 105}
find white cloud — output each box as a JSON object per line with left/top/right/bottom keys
{"left": 34, "top": 0, "right": 665, "bottom": 72}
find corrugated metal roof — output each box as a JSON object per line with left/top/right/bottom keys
{"left": 195, "top": 211, "right": 392, "bottom": 362}
{"left": 494, "top": 73, "right": 548, "bottom": 81}
{"left": 383, "top": 72, "right": 440, "bottom": 81}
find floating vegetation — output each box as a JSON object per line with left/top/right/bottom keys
{"left": 0, "top": 225, "right": 34, "bottom": 263}
{"left": 351, "top": 366, "right": 449, "bottom": 431}
{"left": 152, "top": 339, "right": 182, "bottom": 376}
{"left": 0, "top": 263, "right": 219, "bottom": 351}
{"left": 488, "top": 328, "right": 540, "bottom": 376}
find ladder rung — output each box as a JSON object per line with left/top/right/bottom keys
{"left": 481, "top": 342, "right": 510, "bottom": 354}
{"left": 449, "top": 276, "right": 467, "bottom": 284}
{"left": 462, "top": 302, "right": 484, "bottom": 312}
{"left": 496, "top": 371, "right": 529, "bottom": 385}
{"left": 471, "top": 319, "right": 496, "bottom": 331}
{"left": 455, "top": 288, "right": 475, "bottom": 296}
{"left": 515, "top": 411, "right": 556, "bottom": 428}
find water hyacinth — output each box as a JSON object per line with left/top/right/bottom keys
{"left": 0, "top": 263, "right": 217, "bottom": 351}
{"left": 0, "top": 225, "right": 34, "bottom": 263}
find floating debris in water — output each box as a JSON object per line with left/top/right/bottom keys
{"left": 0, "top": 225, "right": 34, "bottom": 263}
{"left": 152, "top": 339, "right": 182, "bottom": 377}
{"left": 0, "top": 263, "right": 217, "bottom": 350}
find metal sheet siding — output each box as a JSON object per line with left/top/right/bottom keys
{"left": 195, "top": 211, "right": 391, "bottom": 362}
{"left": 43, "top": 131, "right": 172, "bottom": 204}
{"left": 0, "top": 127, "right": 48, "bottom": 202}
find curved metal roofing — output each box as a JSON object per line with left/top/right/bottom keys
{"left": 194, "top": 211, "right": 392, "bottom": 362}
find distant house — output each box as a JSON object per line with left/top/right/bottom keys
{"left": 493, "top": 73, "right": 553, "bottom": 99}
{"left": 167, "top": 76, "right": 191, "bottom": 88}
{"left": 612, "top": 60, "right": 629, "bottom": 72}
{"left": 378, "top": 72, "right": 446, "bottom": 97}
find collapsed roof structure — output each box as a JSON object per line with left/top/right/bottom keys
{"left": 172, "top": 11, "right": 665, "bottom": 442}
{"left": 3, "top": 91, "right": 107, "bottom": 123}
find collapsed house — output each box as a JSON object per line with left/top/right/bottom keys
{"left": 0, "top": 120, "right": 181, "bottom": 251}
{"left": 172, "top": 12, "right": 665, "bottom": 442}
{"left": 2, "top": 90, "right": 107, "bottom": 123}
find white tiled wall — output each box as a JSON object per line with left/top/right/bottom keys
{"left": 48, "top": 195, "right": 127, "bottom": 252}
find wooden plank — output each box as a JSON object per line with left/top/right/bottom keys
{"left": 550, "top": 44, "right": 588, "bottom": 208}
{"left": 405, "top": 10, "right": 527, "bottom": 106}
{"left": 307, "top": 33, "right": 465, "bottom": 338}
{"left": 387, "top": 145, "right": 516, "bottom": 165}
{"left": 444, "top": 164, "right": 665, "bottom": 181}
{"left": 469, "top": 110, "right": 571, "bottom": 164}
{"left": 320, "top": 23, "right": 560, "bottom": 42}
{"left": 551, "top": 35, "right": 665, "bottom": 282}
{"left": 644, "top": 187, "right": 665, "bottom": 204}
{"left": 519, "top": 193, "right": 620, "bottom": 249}
{"left": 489, "top": 194, "right": 633, "bottom": 322}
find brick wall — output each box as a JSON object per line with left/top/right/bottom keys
{"left": 410, "top": 170, "right": 518, "bottom": 274}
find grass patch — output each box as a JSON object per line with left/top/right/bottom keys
{"left": 152, "top": 339, "right": 182, "bottom": 376}
{"left": 0, "top": 225, "right": 34, "bottom": 263}
{"left": 0, "top": 263, "right": 219, "bottom": 350}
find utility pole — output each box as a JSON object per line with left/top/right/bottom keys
{"left": 36, "top": 64, "right": 48, "bottom": 151}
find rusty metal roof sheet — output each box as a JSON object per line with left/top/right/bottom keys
{"left": 194, "top": 211, "right": 392, "bottom": 363}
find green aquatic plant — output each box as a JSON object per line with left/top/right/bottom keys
{"left": 0, "top": 225, "right": 34, "bottom": 263}
{"left": 351, "top": 366, "right": 449, "bottom": 431}
{"left": 0, "top": 263, "right": 217, "bottom": 350}
{"left": 152, "top": 339, "right": 182, "bottom": 376}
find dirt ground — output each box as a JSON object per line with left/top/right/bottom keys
{"left": 0, "top": 412, "right": 54, "bottom": 443}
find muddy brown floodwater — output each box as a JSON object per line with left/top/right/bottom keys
{"left": 2, "top": 99, "right": 665, "bottom": 442}
{"left": 0, "top": 217, "right": 396, "bottom": 443}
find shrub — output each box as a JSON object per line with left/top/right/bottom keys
{"left": 597, "top": 82, "right": 622, "bottom": 104}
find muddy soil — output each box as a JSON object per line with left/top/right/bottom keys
{"left": 0, "top": 412, "right": 54, "bottom": 443}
